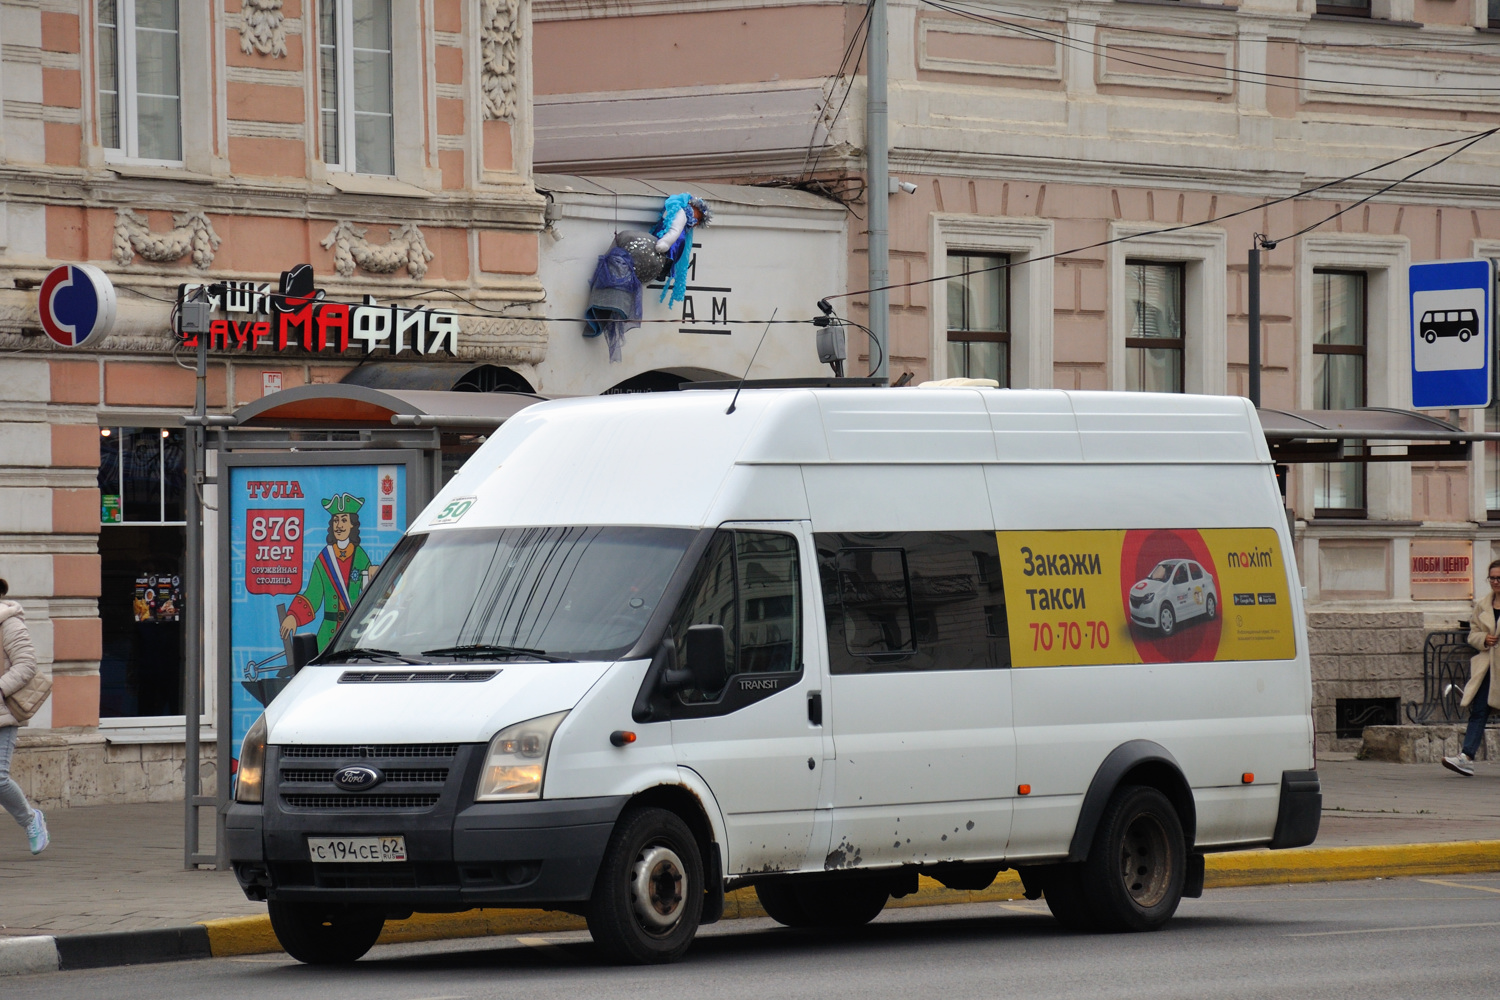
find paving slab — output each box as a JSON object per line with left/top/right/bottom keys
{"left": 1, "top": 756, "right": 1497, "bottom": 940}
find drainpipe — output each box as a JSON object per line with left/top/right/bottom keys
{"left": 866, "top": 0, "right": 889, "bottom": 381}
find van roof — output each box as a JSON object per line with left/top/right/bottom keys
{"left": 423, "top": 388, "right": 1272, "bottom": 531}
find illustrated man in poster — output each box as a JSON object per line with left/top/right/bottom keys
{"left": 279, "top": 493, "right": 376, "bottom": 651}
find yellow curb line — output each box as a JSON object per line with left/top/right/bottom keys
{"left": 199, "top": 839, "right": 1500, "bottom": 958}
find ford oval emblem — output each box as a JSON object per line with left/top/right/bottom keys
{"left": 333, "top": 765, "right": 383, "bottom": 791}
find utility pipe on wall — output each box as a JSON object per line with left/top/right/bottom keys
{"left": 866, "top": 0, "right": 889, "bottom": 381}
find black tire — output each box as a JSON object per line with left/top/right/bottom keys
{"left": 1425, "top": 331, "right": 1437, "bottom": 343}
{"left": 755, "top": 880, "right": 812, "bottom": 927}
{"left": 1205, "top": 594, "right": 1217, "bottom": 621}
{"left": 1080, "top": 785, "right": 1186, "bottom": 932}
{"left": 267, "top": 901, "right": 385, "bottom": 965}
{"left": 1038, "top": 864, "right": 1098, "bottom": 931}
{"left": 586, "top": 807, "right": 703, "bottom": 964}
{"left": 1158, "top": 602, "right": 1175, "bottom": 636}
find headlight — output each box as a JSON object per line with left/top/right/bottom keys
{"left": 1140, "top": 592, "right": 1156, "bottom": 604}
{"left": 476, "top": 711, "right": 569, "bottom": 802}
{"left": 235, "top": 714, "right": 268, "bottom": 804}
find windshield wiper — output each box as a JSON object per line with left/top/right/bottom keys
{"left": 319, "top": 647, "right": 427, "bottom": 665}
{"left": 421, "top": 643, "right": 576, "bottom": 663}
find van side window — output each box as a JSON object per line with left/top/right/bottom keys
{"left": 817, "top": 531, "right": 1010, "bottom": 674}
{"left": 668, "top": 530, "right": 802, "bottom": 702}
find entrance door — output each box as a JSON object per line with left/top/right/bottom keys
{"left": 669, "top": 524, "right": 830, "bottom": 875}
{"left": 819, "top": 531, "right": 1015, "bottom": 866}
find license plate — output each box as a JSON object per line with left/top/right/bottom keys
{"left": 307, "top": 835, "right": 407, "bottom": 863}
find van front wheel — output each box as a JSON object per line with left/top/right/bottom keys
{"left": 1081, "top": 785, "right": 1185, "bottom": 932}
{"left": 587, "top": 807, "right": 703, "bottom": 964}
{"left": 267, "top": 901, "right": 385, "bottom": 964}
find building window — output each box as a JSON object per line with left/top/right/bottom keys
{"left": 1316, "top": 0, "right": 1371, "bottom": 15}
{"left": 97, "top": 427, "right": 187, "bottom": 718}
{"left": 1491, "top": 0, "right": 1500, "bottom": 29}
{"left": 946, "top": 253, "right": 1010, "bottom": 385}
{"left": 1313, "top": 270, "right": 1367, "bottom": 516}
{"left": 318, "top": 0, "right": 395, "bottom": 175}
{"left": 97, "top": 0, "right": 182, "bottom": 161}
{"left": 1124, "top": 261, "right": 1184, "bottom": 393}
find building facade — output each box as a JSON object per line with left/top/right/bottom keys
{"left": 1, "top": 0, "right": 552, "bottom": 805}
{"left": 532, "top": 0, "right": 1500, "bottom": 748}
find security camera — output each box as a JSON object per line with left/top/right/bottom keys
{"left": 889, "top": 177, "right": 918, "bottom": 195}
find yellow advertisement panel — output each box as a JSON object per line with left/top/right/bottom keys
{"left": 995, "top": 527, "right": 1296, "bottom": 667}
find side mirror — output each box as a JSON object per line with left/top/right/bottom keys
{"left": 289, "top": 633, "right": 319, "bottom": 673}
{"left": 682, "top": 624, "right": 729, "bottom": 694}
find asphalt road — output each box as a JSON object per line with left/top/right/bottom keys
{"left": 9, "top": 875, "right": 1500, "bottom": 999}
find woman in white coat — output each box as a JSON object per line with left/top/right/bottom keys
{"left": 0, "top": 577, "right": 48, "bottom": 852}
{"left": 1444, "top": 559, "right": 1500, "bottom": 776}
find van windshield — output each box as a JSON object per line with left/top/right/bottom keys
{"left": 325, "top": 526, "right": 696, "bottom": 663}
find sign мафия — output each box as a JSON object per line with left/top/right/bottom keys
{"left": 178, "top": 265, "right": 461, "bottom": 357}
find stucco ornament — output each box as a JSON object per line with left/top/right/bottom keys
{"left": 320, "top": 221, "right": 435, "bottom": 281}
{"left": 112, "top": 208, "right": 223, "bottom": 269}
{"left": 480, "top": 0, "right": 522, "bottom": 121}
{"left": 239, "top": 0, "right": 288, "bottom": 59}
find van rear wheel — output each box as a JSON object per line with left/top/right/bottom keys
{"left": 1081, "top": 785, "right": 1185, "bottom": 932}
{"left": 267, "top": 901, "right": 385, "bottom": 964}
{"left": 586, "top": 807, "right": 703, "bottom": 964}
{"left": 1037, "top": 864, "right": 1097, "bottom": 931}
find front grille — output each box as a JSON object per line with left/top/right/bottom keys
{"left": 278, "top": 767, "right": 450, "bottom": 784}
{"left": 338, "top": 670, "right": 499, "bottom": 684}
{"left": 282, "top": 794, "right": 441, "bottom": 810}
{"left": 270, "top": 861, "right": 462, "bottom": 889}
{"left": 279, "top": 744, "right": 459, "bottom": 760}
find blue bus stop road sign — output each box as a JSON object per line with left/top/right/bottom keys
{"left": 1410, "top": 258, "right": 1493, "bottom": 409}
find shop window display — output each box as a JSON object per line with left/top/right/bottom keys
{"left": 98, "top": 427, "right": 186, "bottom": 718}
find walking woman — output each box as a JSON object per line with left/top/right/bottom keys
{"left": 0, "top": 578, "right": 48, "bottom": 853}
{"left": 1445, "top": 559, "right": 1500, "bottom": 776}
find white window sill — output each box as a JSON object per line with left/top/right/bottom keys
{"left": 105, "top": 160, "right": 215, "bottom": 184}
{"left": 326, "top": 172, "right": 434, "bottom": 199}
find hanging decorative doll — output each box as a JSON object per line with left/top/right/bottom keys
{"left": 652, "top": 194, "right": 713, "bottom": 306}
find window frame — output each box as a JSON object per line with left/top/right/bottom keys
{"left": 97, "top": 0, "right": 184, "bottom": 166}
{"left": 99, "top": 425, "right": 187, "bottom": 526}
{"left": 1123, "top": 259, "right": 1187, "bottom": 393}
{"left": 1106, "top": 223, "right": 1226, "bottom": 395}
{"left": 1315, "top": 0, "right": 1372, "bottom": 15}
{"left": 945, "top": 251, "right": 1012, "bottom": 387}
{"left": 1311, "top": 268, "right": 1370, "bottom": 519}
{"left": 930, "top": 215, "right": 1054, "bottom": 388}
{"left": 316, "top": 0, "right": 396, "bottom": 176}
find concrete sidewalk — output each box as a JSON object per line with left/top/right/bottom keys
{"left": 2, "top": 756, "right": 1498, "bottom": 941}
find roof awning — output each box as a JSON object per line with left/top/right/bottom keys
{"left": 225, "top": 385, "right": 548, "bottom": 429}
{"left": 1258, "top": 407, "right": 1500, "bottom": 463}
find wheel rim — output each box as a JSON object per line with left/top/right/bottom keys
{"left": 631, "top": 844, "right": 687, "bottom": 931}
{"left": 1119, "top": 813, "right": 1171, "bottom": 908}
{"left": 1160, "top": 606, "right": 1173, "bottom": 634}
{"left": 1206, "top": 595, "right": 1216, "bottom": 619}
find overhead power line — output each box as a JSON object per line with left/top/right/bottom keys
{"left": 825, "top": 126, "right": 1500, "bottom": 303}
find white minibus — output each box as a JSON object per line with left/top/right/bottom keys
{"left": 227, "top": 386, "right": 1320, "bottom": 965}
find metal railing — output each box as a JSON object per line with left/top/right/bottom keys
{"left": 1406, "top": 629, "right": 1480, "bottom": 724}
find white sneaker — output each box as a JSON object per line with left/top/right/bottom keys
{"left": 1443, "top": 753, "right": 1475, "bottom": 777}
{"left": 25, "top": 809, "right": 48, "bottom": 854}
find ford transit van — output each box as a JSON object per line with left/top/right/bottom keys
{"left": 227, "top": 387, "right": 1319, "bottom": 965}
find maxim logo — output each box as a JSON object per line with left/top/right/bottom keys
{"left": 1227, "top": 547, "right": 1274, "bottom": 569}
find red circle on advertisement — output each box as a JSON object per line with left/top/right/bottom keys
{"left": 1119, "top": 528, "right": 1223, "bottom": 663}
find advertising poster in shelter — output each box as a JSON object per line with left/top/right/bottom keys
{"left": 228, "top": 463, "right": 407, "bottom": 757}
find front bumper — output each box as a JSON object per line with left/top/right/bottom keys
{"left": 228, "top": 743, "right": 628, "bottom": 909}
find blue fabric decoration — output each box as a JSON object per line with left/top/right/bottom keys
{"left": 653, "top": 193, "right": 697, "bottom": 307}
{"left": 584, "top": 247, "right": 642, "bottom": 362}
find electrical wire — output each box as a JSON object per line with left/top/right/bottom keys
{"left": 826, "top": 125, "right": 1500, "bottom": 302}
{"left": 801, "top": 2, "right": 875, "bottom": 182}
{"left": 923, "top": 0, "right": 1500, "bottom": 96}
{"left": 1267, "top": 126, "right": 1498, "bottom": 244}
